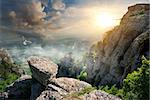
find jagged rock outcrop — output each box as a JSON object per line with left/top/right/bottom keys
{"left": 27, "top": 56, "right": 58, "bottom": 86}
{"left": 2, "top": 56, "right": 122, "bottom": 100}
{"left": 37, "top": 77, "right": 91, "bottom": 100}
{"left": 28, "top": 56, "right": 92, "bottom": 100}
{"left": 0, "top": 48, "right": 24, "bottom": 77}
{"left": 86, "top": 4, "right": 150, "bottom": 85}
{"left": 0, "top": 48, "right": 13, "bottom": 63}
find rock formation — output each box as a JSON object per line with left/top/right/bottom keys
{"left": 5, "top": 75, "right": 33, "bottom": 99}
{"left": 0, "top": 48, "right": 13, "bottom": 63}
{"left": 27, "top": 56, "right": 58, "bottom": 86}
{"left": 37, "top": 77, "right": 91, "bottom": 100}
{"left": 86, "top": 4, "right": 150, "bottom": 85}
{"left": 0, "top": 48, "right": 24, "bottom": 77}
{"left": 1, "top": 3, "right": 148, "bottom": 100}
{"left": 2, "top": 56, "right": 121, "bottom": 100}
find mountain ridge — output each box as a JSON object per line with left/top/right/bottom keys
{"left": 85, "top": 4, "right": 149, "bottom": 85}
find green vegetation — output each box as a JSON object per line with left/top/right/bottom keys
{"left": 99, "top": 85, "right": 120, "bottom": 95}
{"left": 121, "top": 56, "right": 149, "bottom": 100}
{"left": 61, "top": 54, "right": 149, "bottom": 99}
{"left": 77, "top": 86, "right": 96, "bottom": 96}
{"left": 0, "top": 73, "right": 18, "bottom": 92}
{"left": 139, "top": 11, "right": 144, "bottom": 15}
{"left": 64, "top": 86, "right": 96, "bottom": 99}
{"left": 77, "top": 70, "right": 87, "bottom": 81}
{"left": 98, "top": 57, "right": 150, "bottom": 100}
{"left": 0, "top": 61, "right": 20, "bottom": 92}
{"left": 130, "top": 10, "right": 145, "bottom": 17}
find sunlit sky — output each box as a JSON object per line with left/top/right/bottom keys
{"left": 0, "top": 0, "right": 149, "bottom": 40}
{"left": 0, "top": 0, "right": 149, "bottom": 63}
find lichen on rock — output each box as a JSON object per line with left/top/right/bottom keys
{"left": 27, "top": 56, "right": 58, "bottom": 86}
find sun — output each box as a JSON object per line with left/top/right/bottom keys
{"left": 95, "top": 12, "right": 116, "bottom": 28}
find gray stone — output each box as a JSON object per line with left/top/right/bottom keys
{"left": 27, "top": 56, "right": 58, "bottom": 86}
{"left": 37, "top": 77, "right": 91, "bottom": 100}
{"left": 5, "top": 75, "right": 32, "bottom": 99}
{"left": 50, "top": 77, "right": 91, "bottom": 93}
{"left": 30, "top": 81, "right": 45, "bottom": 100}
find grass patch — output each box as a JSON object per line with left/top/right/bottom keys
{"left": 0, "top": 61, "right": 20, "bottom": 92}
{"left": 0, "top": 73, "right": 18, "bottom": 92}
{"left": 63, "top": 86, "right": 96, "bottom": 99}
{"left": 77, "top": 86, "right": 96, "bottom": 96}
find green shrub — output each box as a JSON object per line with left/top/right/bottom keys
{"left": 77, "top": 70, "right": 87, "bottom": 81}
{"left": 139, "top": 11, "right": 144, "bottom": 15}
{"left": 122, "top": 57, "right": 150, "bottom": 100}
{"left": 98, "top": 57, "right": 150, "bottom": 100}
{"left": 99, "top": 85, "right": 120, "bottom": 95}
{"left": 0, "top": 73, "right": 18, "bottom": 92}
{"left": 130, "top": 10, "right": 144, "bottom": 17}
{"left": 0, "top": 61, "right": 19, "bottom": 92}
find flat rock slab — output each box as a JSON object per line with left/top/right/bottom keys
{"left": 27, "top": 56, "right": 58, "bottom": 86}
{"left": 37, "top": 77, "right": 91, "bottom": 100}
{"left": 51, "top": 77, "right": 91, "bottom": 93}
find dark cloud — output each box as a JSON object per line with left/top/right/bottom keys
{"left": 0, "top": 0, "right": 46, "bottom": 26}
{"left": 0, "top": 0, "right": 148, "bottom": 41}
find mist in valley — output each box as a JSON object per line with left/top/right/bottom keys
{"left": 0, "top": 1, "right": 149, "bottom": 99}
{"left": 0, "top": 0, "right": 148, "bottom": 74}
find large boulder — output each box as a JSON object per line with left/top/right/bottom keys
{"left": 4, "top": 76, "right": 122, "bottom": 100}
{"left": 30, "top": 81, "right": 45, "bottom": 100}
{"left": 86, "top": 4, "right": 150, "bottom": 85}
{"left": 1, "top": 56, "right": 122, "bottom": 100}
{"left": 5, "top": 75, "right": 32, "bottom": 99}
{"left": 27, "top": 56, "right": 58, "bottom": 86}
{"left": 50, "top": 77, "right": 91, "bottom": 93}
{"left": 37, "top": 77, "right": 91, "bottom": 100}
{"left": 4, "top": 75, "right": 45, "bottom": 100}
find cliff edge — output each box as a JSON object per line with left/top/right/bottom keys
{"left": 86, "top": 4, "right": 149, "bottom": 85}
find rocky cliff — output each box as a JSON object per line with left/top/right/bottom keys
{"left": 1, "top": 56, "right": 121, "bottom": 100}
{"left": 0, "top": 3, "right": 149, "bottom": 100}
{"left": 0, "top": 48, "right": 13, "bottom": 63}
{"left": 86, "top": 4, "right": 149, "bottom": 85}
